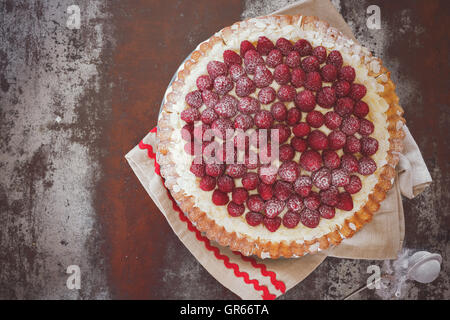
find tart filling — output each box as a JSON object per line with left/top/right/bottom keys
{"left": 157, "top": 15, "right": 404, "bottom": 258}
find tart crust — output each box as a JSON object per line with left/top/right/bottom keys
{"left": 157, "top": 15, "right": 405, "bottom": 259}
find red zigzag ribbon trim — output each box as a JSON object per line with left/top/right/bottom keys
{"left": 138, "top": 129, "right": 286, "bottom": 299}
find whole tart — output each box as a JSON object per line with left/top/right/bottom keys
{"left": 157, "top": 15, "right": 405, "bottom": 259}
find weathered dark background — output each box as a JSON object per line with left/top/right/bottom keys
{"left": 0, "top": 0, "right": 448, "bottom": 299}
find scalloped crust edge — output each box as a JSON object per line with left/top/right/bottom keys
{"left": 156, "top": 15, "right": 405, "bottom": 259}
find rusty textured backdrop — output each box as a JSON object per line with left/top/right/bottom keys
{"left": 0, "top": 0, "right": 448, "bottom": 299}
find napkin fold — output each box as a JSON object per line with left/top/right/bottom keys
{"left": 125, "top": 0, "right": 432, "bottom": 299}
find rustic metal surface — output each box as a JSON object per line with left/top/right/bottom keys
{"left": 0, "top": 0, "right": 448, "bottom": 299}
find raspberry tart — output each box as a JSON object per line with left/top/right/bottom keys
{"left": 157, "top": 15, "right": 405, "bottom": 259}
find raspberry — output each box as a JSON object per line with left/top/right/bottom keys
{"left": 333, "top": 82, "right": 351, "bottom": 99}
{"left": 341, "top": 115, "right": 360, "bottom": 135}
{"left": 273, "top": 64, "right": 291, "bottom": 85}
{"left": 211, "top": 118, "right": 234, "bottom": 139}
{"left": 345, "top": 175, "right": 362, "bottom": 194}
{"left": 312, "top": 167, "right": 331, "bottom": 190}
{"left": 223, "top": 50, "right": 242, "bottom": 66}
{"left": 312, "top": 46, "right": 327, "bottom": 64}
{"left": 295, "top": 90, "right": 316, "bottom": 111}
{"left": 200, "top": 108, "right": 218, "bottom": 125}
{"left": 212, "top": 189, "right": 229, "bottom": 205}
{"left": 244, "top": 150, "right": 259, "bottom": 169}
{"left": 321, "top": 64, "right": 338, "bottom": 82}
{"left": 301, "top": 56, "right": 320, "bottom": 73}
{"left": 319, "top": 186, "right": 338, "bottom": 206}
{"left": 193, "top": 123, "right": 211, "bottom": 141}
{"left": 276, "top": 37, "right": 294, "bottom": 55}
{"left": 207, "top": 60, "right": 228, "bottom": 79}
{"left": 358, "top": 157, "right": 377, "bottom": 175}
{"left": 271, "top": 181, "right": 290, "bottom": 202}
{"left": 217, "top": 175, "right": 235, "bottom": 192}
{"left": 254, "top": 65, "right": 273, "bottom": 88}
{"left": 258, "top": 164, "right": 278, "bottom": 185}
{"left": 214, "top": 75, "right": 234, "bottom": 95}
{"left": 361, "top": 137, "right": 379, "bottom": 156}
{"left": 242, "top": 172, "right": 260, "bottom": 190}
{"left": 259, "top": 143, "right": 273, "bottom": 164}
{"left": 266, "top": 49, "right": 283, "bottom": 68}
{"left": 201, "top": 90, "right": 220, "bottom": 108}
{"left": 184, "top": 141, "right": 197, "bottom": 155}
{"left": 270, "top": 102, "right": 287, "bottom": 121}
{"left": 326, "top": 50, "right": 343, "bottom": 69}
{"left": 323, "top": 150, "right": 341, "bottom": 169}
{"left": 214, "top": 95, "right": 238, "bottom": 118}
{"left": 331, "top": 168, "right": 350, "bottom": 187}
{"left": 229, "top": 64, "right": 246, "bottom": 81}
{"left": 300, "top": 150, "right": 323, "bottom": 172}
{"left": 291, "top": 68, "right": 306, "bottom": 88}
{"left": 359, "top": 118, "right": 374, "bottom": 136}
{"left": 306, "top": 110, "right": 325, "bottom": 128}
{"left": 247, "top": 194, "right": 264, "bottom": 212}
{"left": 294, "top": 39, "right": 312, "bottom": 56}
{"left": 238, "top": 97, "right": 260, "bottom": 114}
{"left": 286, "top": 51, "right": 301, "bottom": 68}
{"left": 217, "top": 144, "right": 237, "bottom": 164}
{"left": 336, "top": 192, "right": 353, "bottom": 211}
{"left": 317, "top": 87, "right": 337, "bottom": 108}
{"left": 196, "top": 75, "right": 213, "bottom": 91}
{"left": 264, "top": 199, "right": 285, "bottom": 218}
{"left": 254, "top": 110, "right": 274, "bottom": 129}
{"left": 349, "top": 83, "right": 367, "bottom": 101}
{"left": 338, "top": 66, "right": 356, "bottom": 83}
{"left": 286, "top": 107, "right": 302, "bottom": 125}
{"left": 263, "top": 216, "right": 282, "bottom": 232}
{"left": 181, "top": 123, "right": 194, "bottom": 141}
{"left": 246, "top": 211, "right": 264, "bottom": 226}
{"left": 190, "top": 161, "right": 205, "bottom": 177}
{"left": 235, "top": 76, "right": 256, "bottom": 97}
{"left": 257, "top": 36, "right": 274, "bottom": 55}
{"left": 328, "top": 130, "right": 346, "bottom": 150}
{"left": 293, "top": 122, "right": 310, "bottom": 137}
{"left": 181, "top": 108, "right": 200, "bottom": 124}
{"left": 319, "top": 205, "right": 335, "bottom": 219}
{"left": 227, "top": 201, "right": 245, "bottom": 217}
{"left": 226, "top": 164, "right": 246, "bottom": 178}
{"left": 232, "top": 187, "right": 248, "bottom": 205}
{"left": 287, "top": 194, "right": 304, "bottom": 212}
{"left": 244, "top": 50, "right": 264, "bottom": 74}
{"left": 335, "top": 97, "right": 354, "bottom": 116}
{"left": 300, "top": 208, "right": 320, "bottom": 228}
{"left": 234, "top": 114, "right": 253, "bottom": 131}
{"left": 258, "top": 183, "right": 273, "bottom": 200}
{"left": 258, "top": 87, "right": 276, "bottom": 104}
{"left": 272, "top": 123, "right": 291, "bottom": 144}
{"left": 199, "top": 175, "right": 216, "bottom": 191}
{"left": 278, "top": 161, "right": 300, "bottom": 183}
{"left": 234, "top": 134, "right": 249, "bottom": 151}
{"left": 277, "top": 85, "right": 296, "bottom": 102}
{"left": 291, "top": 137, "right": 307, "bottom": 152}
{"left": 308, "top": 130, "right": 328, "bottom": 150}
{"left": 240, "top": 40, "right": 256, "bottom": 57}
{"left": 324, "top": 111, "right": 342, "bottom": 130}
{"left": 294, "top": 175, "right": 312, "bottom": 197}
{"left": 283, "top": 211, "right": 301, "bottom": 228}
{"left": 341, "top": 154, "right": 359, "bottom": 173}
{"left": 279, "top": 144, "right": 295, "bottom": 162}
{"left": 205, "top": 163, "right": 225, "bottom": 177}
{"left": 353, "top": 101, "right": 370, "bottom": 118}
{"left": 305, "top": 72, "right": 322, "bottom": 91}
{"left": 344, "top": 135, "right": 361, "bottom": 154}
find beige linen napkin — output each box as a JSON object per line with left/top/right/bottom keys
{"left": 125, "top": 0, "right": 432, "bottom": 299}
